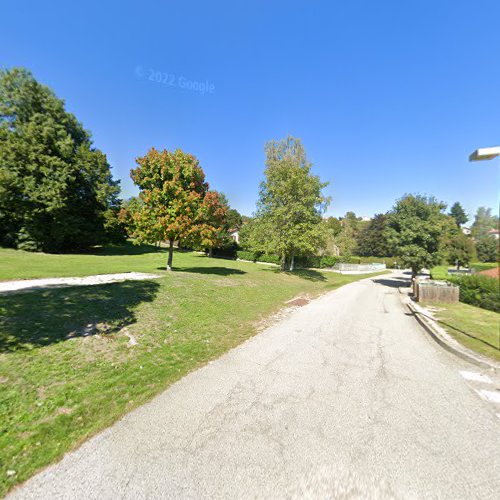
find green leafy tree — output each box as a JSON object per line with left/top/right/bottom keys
{"left": 356, "top": 213, "right": 391, "bottom": 257}
{"left": 335, "top": 212, "right": 359, "bottom": 257}
{"left": 475, "top": 236, "right": 499, "bottom": 263}
{"left": 197, "top": 190, "right": 228, "bottom": 257}
{"left": 449, "top": 202, "right": 468, "bottom": 227}
{"left": 386, "top": 195, "right": 450, "bottom": 277}
{"left": 444, "top": 230, "right": 475, "bottom": 269}
{"left": 118, "top": 196, "right": 144, "bottom": 238}
{"left": 130, "top": 147, "right": 210, "bottom": 270}
{"left": 319, "top": 217, "right": 342, "bottom": 256}
{"left": 471, "top": 207, "right": 498, "bottom": 238}
{"left": 0, "top": 67, "right": 121, "bottom": 251}
{"left": 252, "top": 137, "right": 329, "bottom": 270}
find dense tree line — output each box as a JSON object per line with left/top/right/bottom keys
{"left": 1, "top": 67, "right": 497, "bottom": 274}
{"left": 0, "top": 68, "right": 124, "bottom": 252}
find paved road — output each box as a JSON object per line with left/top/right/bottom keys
{"left": 10, "top": 272, "right": 500, "bottom": 499}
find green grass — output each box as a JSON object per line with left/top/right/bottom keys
{"left": 433, "top": 302, "right": 500, "bottom": 361}
{"left": 471, "top": 262, "right": 499, "bottom": 273}
{"left": 0, "top": 242, "right": 177, "bottom": 281}
{"left": 0, "top": 244, "right": 387, "bottom": 495}
{"left": 430, "top": 262, "right": 498, "bottom": 280}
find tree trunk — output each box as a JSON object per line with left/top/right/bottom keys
{"left": 209, "top": 247, "right": 213, "bottom": 258}
{"left": 167, "top": 239, "right": 174, "bottom": 271}
{"left": 280, "top": 254, "right": 287, "bottom": 271}
{"left": 289, "top": 254, "right": 295, "bottom": 271}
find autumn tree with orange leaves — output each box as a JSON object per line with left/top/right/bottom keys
{"left": 131, "top": 147, "right": 226, "bottom": 270}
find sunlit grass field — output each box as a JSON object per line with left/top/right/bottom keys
{"left": 0, "top": 243, "right": 386, "bottom": 495}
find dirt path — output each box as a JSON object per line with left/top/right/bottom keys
{"left": 0, "top": 273, "right": 161, "bottom": 293}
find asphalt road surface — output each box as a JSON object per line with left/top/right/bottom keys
{"left": 10, "top": 272, "right": 500, "bottom": 499}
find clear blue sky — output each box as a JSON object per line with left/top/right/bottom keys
{"left": 2, "top": 0, "right": 499, "bottom": 220}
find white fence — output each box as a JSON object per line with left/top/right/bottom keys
{"left": 333, "top": 263, "right": 386, "bottom": 274}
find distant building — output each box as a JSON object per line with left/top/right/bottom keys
{"left": 229, "top": 229, "right": 239, "bottom": 244}
{"left": 461, "top": 226, "right": 471, "bottom": 236}
{"left": 487, "top": 228, "right": 499, "bottom": 240}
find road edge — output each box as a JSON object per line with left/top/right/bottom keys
{"left": 404, "top": 296, "right": 499, "bottom": 373}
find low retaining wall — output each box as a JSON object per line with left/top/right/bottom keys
{"left": 333, "top": 263, "right": 386, "bottom": 274}
{"left": 417, "top": 280, "right": 459, "bottom": 303}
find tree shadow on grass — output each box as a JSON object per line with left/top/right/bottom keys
{"left": 172, "top": 266, "right": 247, "bottom": 276}
{"left": 263, "top": 268, "right": 327, "bottom": 282}
{"left": 89, "top": 241, "right": 167, "bottom": 256}
{"left": 0, "top": 280, "right": 159, "bottom": 352}
{"left": 413, "top": 309, "right": 500, "bottom": 351}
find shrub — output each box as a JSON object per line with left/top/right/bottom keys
{"left": 447, "top": 274, "right": 499, "bottom": 313}
{"left": 212, "top": 240, "right": 238, "bottom": 259}
{"left": 236, "top": 250, "right": 257, "bottom": 262}
{"left": 257, "top": 254, "right": 281, "bottom": 265}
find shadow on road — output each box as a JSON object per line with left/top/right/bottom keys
{"left": 372, "top": 277, "right": 411, "bottom": 288}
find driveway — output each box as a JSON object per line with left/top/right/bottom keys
{"left": 9, "top": 272, "right": 500, "bottom": 499}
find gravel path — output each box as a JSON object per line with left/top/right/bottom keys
{"left": 0, "top": 273, "right": 161, "bottom": 293}
{"left": 8, "top": 272, "right": 500, "bottom": 499}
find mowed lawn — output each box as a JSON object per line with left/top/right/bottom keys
{"left": 433, "top": 302, "right": 500, "bottom": 361}
{"left": 431, "top": 262, "right": 498, "bottom": 280}
{"left": 0, "top": 244, "right": 386, "bottom": 495}
{"left": 0, "top": 242, "right": 176, "bottom": 281}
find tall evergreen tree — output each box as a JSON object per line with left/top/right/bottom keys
{"left": 356, "top": 213, "right": 391, "bottom": 257}
{"left": 0, "top": 67, "right": 121, "bottom": 251}
{"left": 449, "top": 202, "right": 468, "bottom": 227}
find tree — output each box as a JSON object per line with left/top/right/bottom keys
{"left": 356, "top": 213, "right": 391, "bottom": 257}
{"left": 386, "top": 195, "right": 450, "bottom": 277}
{"left": 335, "top": 212, "right": 359, "bottom": 257}
{"left": 475, "top": 237, "right": 499, "bottom": 263}
{"left": 318, "top": 217, "right": 342, "bottom": 256}
{"left": 118, "top": 196, "right": 144, "bottom": 238}
{"left": 130, "top": 147, "right": 210, "bottom": 270}
{"left": 444, "top": 230, "right": 475, "bottom": 269}
{"left": 252, "top": 137, "right": 329, "bottom": 270}
{"left": 471, "top": 207, "right": 498, "bottom": 239}
{"left": 0, "top": 67, "right": 121, "bottom": 251}
{"left": 449, "top": 202, "right": 468, "bottom": 227}
{"left": 197, "top": 190, "right": 228, "bottom": 257}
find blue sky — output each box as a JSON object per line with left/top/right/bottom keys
{"left": 2, "top": 0, "right": 499, "bottom": 220}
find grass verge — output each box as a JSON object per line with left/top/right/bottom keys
{"left": 0, "top": 245, "right": 387, "bottom": 495}
{"left": 432, "top": 302, "right": 500, "bottom": 362}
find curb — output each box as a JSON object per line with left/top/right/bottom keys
{"left": 405, "top": 299, "right": 500, "bottom": 373}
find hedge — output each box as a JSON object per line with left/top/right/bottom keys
{"left": 236, "top": 250, "right": 257, "bottom": 262}
{"left": 446, "top": 274, "right": 499, "bottom": 313}
{"left": 235, "top": 251, "right": 403, "bottom": 270}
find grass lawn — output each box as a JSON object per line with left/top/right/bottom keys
{"left": 432, "top": 302, "right": 500, "bottom": 361}
{"left": 0, "top": 242, "right": 177, "bottom": 281}
{"left": 0, "top": 244, "right": 387, "bottom": 495}
{"left": 471, "top": 262, "right": 499, "bottom": 273}
{"left": 431, "top": 262, "right": 498, "bottom": 280}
